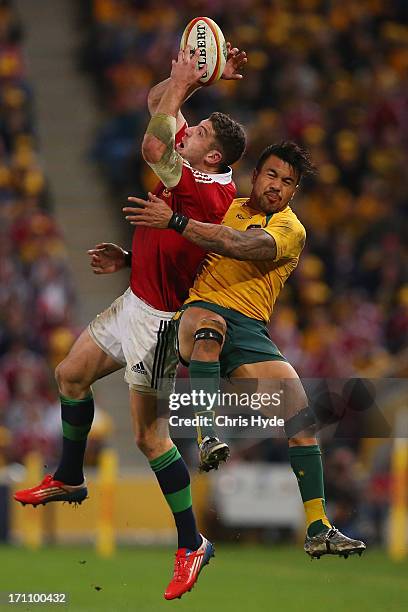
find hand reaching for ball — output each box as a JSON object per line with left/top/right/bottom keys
{"left": 222, "top": 42, "right": 248, "bottom": 80}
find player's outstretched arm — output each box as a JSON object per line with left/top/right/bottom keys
{"left": 87, "top": 243, "right": 131, "bottom": 274}
{"left": 142, "top": 43, "right": 247, "bottom": 167}
{"left": 124, "top": 194, "right": 277, "bottom": 261}
{"left": 147, "top": 77, "right": 198, "bottom": 133}
{"left": 178, "top": 219, "right": 276, "bottom": 261}
{"left": 148, "top": 41, "right": 247, "bottom": 115}
{"left": 142, "top": 47, "right": 206, "bottom": 165}
{"left": 147, "top": 42, "right": 247, "bottom": 129}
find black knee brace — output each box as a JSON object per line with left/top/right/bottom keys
{"left": 194, "top": 327, "right": 224, "bottom": 346}
{"left": 284, "top": 406, "right": 317, "bottom": 438}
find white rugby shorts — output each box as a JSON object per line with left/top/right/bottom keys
{"left": 88, "top": 288, "right": 177, "bottom": 394}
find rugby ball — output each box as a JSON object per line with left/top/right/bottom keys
{"left": 180, "top": 17, "right": 227, "bottom": 86}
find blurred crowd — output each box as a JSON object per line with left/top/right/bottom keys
{"left": 76, "top": 0, "right": 407, "bottom": 543}
{"left": 0, "top": 1, "right": 112, "bottom": 469}
{"left": 0, "top": 0, "right": 72, "bottom": 466}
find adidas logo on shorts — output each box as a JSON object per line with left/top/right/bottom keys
{"left": 131, "top": 361, "right": 147, "bottom": 375}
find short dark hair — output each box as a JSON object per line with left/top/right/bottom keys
{"left": 256, "top": 141, "right": 316, "bottom": 182}
{"left": 209, "top": 112, "right": 246, "bottom": 168}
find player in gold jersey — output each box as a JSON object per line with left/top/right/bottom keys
{"left": 124, "top": 141, "right": 366, "bottom": 559}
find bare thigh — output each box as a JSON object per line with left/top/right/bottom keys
{"left": 56, "top": 328, "right": 123, "bottom": 395}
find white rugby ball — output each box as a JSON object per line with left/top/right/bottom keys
{"left": 180, "top": 17, "right": 227, "bottom": 86}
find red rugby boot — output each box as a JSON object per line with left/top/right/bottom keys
{"left": 14, "top": 474, "right": 87, "bottom": 507}
{"left": 164, "top": 535, "right": 215, "bottom": 600}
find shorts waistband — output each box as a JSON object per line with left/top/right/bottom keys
{"left": 183, "top": 300, "right": 267, "bottom": 326}
{"left": 126, "top": 288, "right": 175, "bottom": 319}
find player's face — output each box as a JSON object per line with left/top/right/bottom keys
{"left": 251, "top": 155, "right": 299, "bottom": 213}
{"left": 176, "top": 118, "right": 220, "bottom": 167}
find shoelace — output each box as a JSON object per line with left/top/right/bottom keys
{"left": 326, "top": 527, "right": 339, "bottom": 540}
{"left": 173, "top": 553, "right": 191, "bottom": 582}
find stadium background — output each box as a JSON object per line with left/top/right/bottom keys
{"left": 0, "top": 0, "right": 407, "bottom": 610}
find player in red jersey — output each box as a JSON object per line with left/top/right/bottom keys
{"left": 15, "top": 45, "right": 247, "bottom": 600}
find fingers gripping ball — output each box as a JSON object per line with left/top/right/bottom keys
{"left": 180, "top": 17, "right": 227, "bottom": 85}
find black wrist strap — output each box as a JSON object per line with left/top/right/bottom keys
{"left": 168, "top": 212, "right": 189, "bottom": 234}
{"left": 124, "top": 250, "right": 132, "bottom": 267}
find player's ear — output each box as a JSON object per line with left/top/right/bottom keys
{"left": 289, "top": 182, "right": 300, "bottom": 202}
{"left": 206, "top": 149, "right": 222, "bottom": 166}
{"left": 252, "top": 169, "right": 258, "bottom": 184}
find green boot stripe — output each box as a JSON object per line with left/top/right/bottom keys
{"left": 165, "top": 485, "right": 192, "bottom": 514}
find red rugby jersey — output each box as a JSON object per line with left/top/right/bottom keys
{"left": 130, "top": 124, "right": 236, "bottom": 312}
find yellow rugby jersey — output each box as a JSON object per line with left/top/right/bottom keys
{"left": 185, "top": 198, "right": 306, "bottom": 321}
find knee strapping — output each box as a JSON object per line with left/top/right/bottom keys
{"left": 194, "top": 327, "right": 224, "bottom": 346}
{"left": 284, "top": 406, "right": 317, "bottom": 438}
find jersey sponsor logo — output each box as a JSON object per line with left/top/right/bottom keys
{"left": 236, "top": 213, "right": 252, "bottom": 220}
{"left": 131, "top": 361, "right": 147, "bottom": 375}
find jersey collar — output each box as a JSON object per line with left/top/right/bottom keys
{"left": 184, "top": 159, "right": 233, "bottom": 184}
{"left": 203, "top": 166, "right": 233, "bottom": 185}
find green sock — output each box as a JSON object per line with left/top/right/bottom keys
{"left": 288, "top": 445, "right": 332, "bottom": 537}
{"left": 189, "top": 360, "right": 220, "bottom": 443}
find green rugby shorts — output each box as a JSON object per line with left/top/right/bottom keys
{"left": 176, "top": 300, "right": 287, "bottom": 378}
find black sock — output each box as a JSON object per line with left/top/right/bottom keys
{"left": 53, "top": 394, "right": 94, "bottom": 486}
{"left": 150, "top": 446, "right": 201, "bottom": 550}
